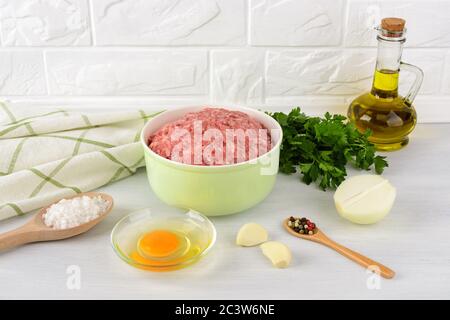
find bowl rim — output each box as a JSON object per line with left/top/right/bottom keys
{"left": 110, "top": 208, "right": 217, "bottom": 270}
{"left": 140, "top": 105, "right": 283, "bottom": 170}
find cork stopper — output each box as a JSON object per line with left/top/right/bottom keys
{"left": 381, "top": 18, "right": 406, "bottom": 36}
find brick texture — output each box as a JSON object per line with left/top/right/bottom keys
{"left": 0, "top": 0, "right": 448, "bottom": 121}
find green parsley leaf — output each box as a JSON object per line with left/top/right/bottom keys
{"left": 268, "top": 107, "right": 389, "bottom": 190}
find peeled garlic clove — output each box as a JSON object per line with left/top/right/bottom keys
{"left": 334, "top": 174, "right": 396, "bottom": 224}
{"left": 236, "top": 223, "right": 268, "bottom": 247}
{"left": 260, "top": 241, "right": 292, "bottom": 268}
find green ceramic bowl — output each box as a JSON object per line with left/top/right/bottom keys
{"left": 140, "top": 106, "right": 282, "bottom": 216}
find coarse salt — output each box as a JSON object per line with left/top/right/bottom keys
{"left": 43, "top": 195, "right": 109, "bottom": 230}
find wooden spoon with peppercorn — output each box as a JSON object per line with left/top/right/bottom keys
{"left": 284, "top": 217, "right": 395, "bottom": 279}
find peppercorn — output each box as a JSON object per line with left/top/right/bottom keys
{"left": 287, "top": 216, "right": 318, "bottom": 235}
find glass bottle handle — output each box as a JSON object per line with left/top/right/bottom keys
{"left": 399, "top": 62, "right": 424, "bottom": 105}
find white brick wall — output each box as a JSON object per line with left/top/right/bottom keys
{"left": 46, "top": 50, "right": 208, "bottom": 95}
{"left": 0, "top": 0, "right": 449, "bottom": 122}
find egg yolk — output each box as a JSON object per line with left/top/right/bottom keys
{"left": 138, "top": 230, "right": 180, "bottom": 258}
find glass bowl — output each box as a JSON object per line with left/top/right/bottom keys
{"left": 111, "top": 208, "right": 216, "bottom": 272}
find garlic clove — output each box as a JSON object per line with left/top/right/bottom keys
{"left": 236, "top": 223, "right": 268, "bottom": 247}
{"left": 260, "top": 241, "right": 292, "bottom": 268}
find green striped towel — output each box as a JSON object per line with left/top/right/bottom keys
{"left": 0, "top": 101, "right": 161, "bottom": 221}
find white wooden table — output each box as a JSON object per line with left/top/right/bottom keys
{"left": 1, "top": 123, "right": 449, "bottom": 299}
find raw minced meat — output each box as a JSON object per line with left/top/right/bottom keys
{"left": 148, "top": 108, "right": 272, "bottom": 165}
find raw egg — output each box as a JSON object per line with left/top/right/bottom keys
{"left": 111, "top": 209, "right": 216, "bottom": 271}
{"left": 138, "top": 230, "right": 181, "bottom": 258}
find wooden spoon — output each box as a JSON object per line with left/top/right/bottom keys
{"left": 283, "top": 218, "right": 395, "bottom": 279}
{"left": 0, "top": 192, "right": 114, "bottom": 252}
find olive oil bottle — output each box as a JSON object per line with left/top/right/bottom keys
{"left": 348, "top": 18, "right": 423, "bottom": 151}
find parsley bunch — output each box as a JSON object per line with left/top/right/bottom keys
{"left": 269, "top": 108, "right": 388, "bottom": 190}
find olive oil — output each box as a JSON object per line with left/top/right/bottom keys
{"left": 347, "top": 18, "right": 423, "bottom": 151}
{"left": 348, "top": 69, "right": 417, "bottom": 151}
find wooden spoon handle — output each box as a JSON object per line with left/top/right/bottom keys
{"left": 0, "top": 225, "right": 39, "bottom": 252}
{"left": 322, "top": 238, "right": 395, "bottom": 279}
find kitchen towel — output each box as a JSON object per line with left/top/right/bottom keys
{"left": 0, "top": 101, "right": 161, "bottom": 221}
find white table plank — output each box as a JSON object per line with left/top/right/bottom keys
{"left": 1, "top": 124, "right": 449, "bottom": 299}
